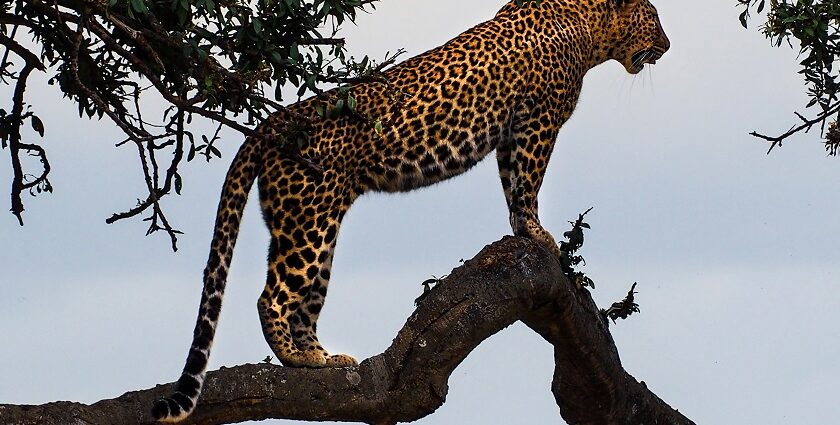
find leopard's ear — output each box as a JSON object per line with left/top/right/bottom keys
{"left": 610, "top": 0, "right": 643, "bottom": 12}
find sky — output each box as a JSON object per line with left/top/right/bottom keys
{"left": 2, "top": 0, "right": 839, "bottom": 424}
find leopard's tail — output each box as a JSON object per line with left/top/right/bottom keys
{"left": 152, "top": 136, "right": 263, "bottom": 423}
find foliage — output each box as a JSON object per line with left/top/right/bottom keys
{"left": 737, "top": 0, "right": 840, "bottom": 155}
{"left": 0, "top": 0, "right": 390, "bottom": 249}
{"left": 558, "top": 208, "right": 640, "bottom": 324}
{"left": 559, "top": 207, "right": 595, "bottom": 289}
{"left": 600, "top": 282, "right": 640, "bottom": 324}
{"left": 414, "top": 275, "right": 446, "bottom": 306}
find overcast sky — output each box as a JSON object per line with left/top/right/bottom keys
{"left": 2, "top": 1, "right": 839, "bottom": 424}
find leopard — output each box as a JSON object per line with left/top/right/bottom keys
{"left": 152, "top": 0, "right": 669, "bottom": 421}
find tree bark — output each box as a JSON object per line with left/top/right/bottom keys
{"left": 0, "top": 236, "right": 695, "bottom": 425}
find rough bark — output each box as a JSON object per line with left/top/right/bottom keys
{"left": 0, "top": 237, "right": 695, "bottom": 425}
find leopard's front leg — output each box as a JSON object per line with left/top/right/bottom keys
{"left": 497, "top": 104, "right": 563, "bottom": 260}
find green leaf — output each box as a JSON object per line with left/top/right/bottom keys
{"left": 289, "top": 43, "right": 300, "bottom": 62}
{"left": 130, "top": 0, "right": 148, "bottom": 14}
{"left": 30, "top": 115, "right": 44, "bottom": 137}
{"left": 188, "top": 143, "right": 197, "bottom": 162}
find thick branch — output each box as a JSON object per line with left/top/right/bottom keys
{"left": 0, "top": 237, "right": 694, "bottom": 425}
{"left": 0, "top": 33, "right": 46, "bottom": 72}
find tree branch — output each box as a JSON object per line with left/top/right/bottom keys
{"left": 749, "top": 102, "right": 840, "bottom": 153}
{"left": 0, "top": 237, "right": 694, "bottom": 425}
{"left": 2, "top": 0, "right": 394, "bottom": 237}
{"left": 8, "top": 62, "right": 38, "bottom": 226}
{"left": 0, "top": 33, "right": 46, "bottom": 72}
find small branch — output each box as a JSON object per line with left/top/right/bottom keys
{"left": 0, "top": 13, "right": 34, "bottom": 27}
{"left": 32, "top": 1, "right": 260, "bottom": 140}
{"left": 298, "top": 37, "right": 346, "bottom": 46}
{"left": 0, "top": 237, "right": 694, "bottom": 425}
{"left": 601, "top": 282, "right": 640, "bottom": 323}
{"left": 0, "top": 33, "right": 46, "bottom": 72}
{"left": 133, "top": 140, "right": 181, "bottom": 251}
{"left": 105, "top": 194, "right": 157, "bottom": 225}
{"left": 8, "top": 62, "right": 38, "bottom": 225}
{"left": 17, "top": 142, "right": 51, "bottom": 191}
{"left": 1, "top": 17, "right": 49, "bottom": 224}
{"left": 103, "top": 13, "right": 165, "bottom": 71}
{"left": 750, "top": 103, "right": 840, "bottom": 153}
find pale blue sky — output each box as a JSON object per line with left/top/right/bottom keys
{"left": 2, "top": 1, "right": 839, "bottom": 424}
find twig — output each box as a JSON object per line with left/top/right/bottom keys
{"left": 601, "top": 282, "right": 641, "bottom": 324}
{"left": 17, "top": 142, "right": 51, "bottom": 191}
{"left": 750, "top": 102, "right": 840, "bottom": 154}
{"left": 8, "top": 62, "right": 39, "bottom": 225}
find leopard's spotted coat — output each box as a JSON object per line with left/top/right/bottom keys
{"left": 153, "top": 0, "right": 669, "bottom": 421}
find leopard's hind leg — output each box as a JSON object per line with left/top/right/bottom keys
{"left": 257, "top": 157, "right": 357, "bottom": 368}
{"left": 289, "top": 243, "right": 357, "bottom": 367}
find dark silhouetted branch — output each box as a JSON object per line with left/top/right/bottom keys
{"left": 2, "top": 0, "right": 385, "bottom": 244}
{"left": 0, "top": 237, "right": 694, "bottom": 425}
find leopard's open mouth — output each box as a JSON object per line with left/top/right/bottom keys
{"left": 630, "top": 47, "right": 665, "bottom": 72}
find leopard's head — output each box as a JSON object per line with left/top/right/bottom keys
{"left": 604, "top": 0, "right": 670, "bottom": 74}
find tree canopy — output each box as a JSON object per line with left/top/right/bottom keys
{"left": 738, "top": 0, "right": 840, "bottom": 155}
{"left": 0, "top": 0, "right": 396, "bottom": 249}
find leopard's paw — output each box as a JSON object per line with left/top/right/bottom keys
{"left": 277, "top": 350, "right": 328, "bottom": 368}
{"left": 325, "top": 353, "right": 358, "bottom": 367}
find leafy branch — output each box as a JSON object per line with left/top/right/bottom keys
{"left": 414, "top": 274, "right": 446, "bottom": 306}
{"left": 559, "top": 207, "right": 595, "bottom": 289}
{"left": 0, "top": 0, "right": 391, "bottom": 249}
{"left": 558, "top": 208, "right": 640, "bottom": 324}
{"left": 737, "top": 0, "right": 840, "bottom": 155}
{"left": 601, "top": 282, "right": 640, "bottom": 324}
